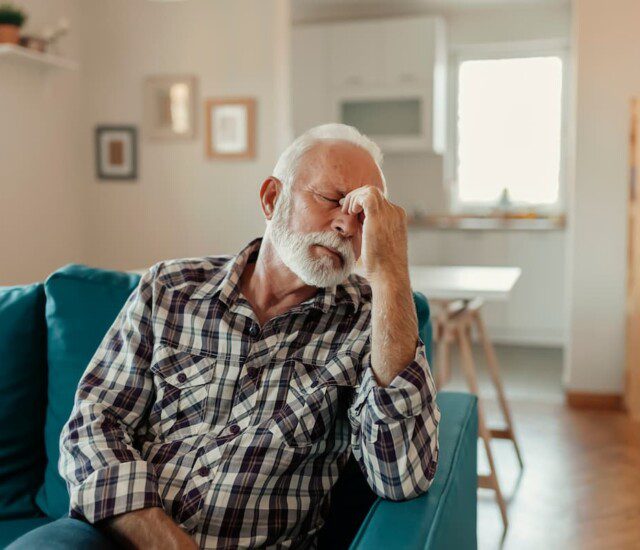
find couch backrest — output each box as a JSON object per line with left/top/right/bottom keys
{"left": 0, "top": 283, "right": 48, "bottom": 520}
{"left": 36, "top": 264, "right": 141, "bottom": 518}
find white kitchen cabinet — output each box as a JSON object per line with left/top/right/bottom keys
{"left": 291, "top": 16, "right": 447, "bottom": 154}
{"left": 292, "top": 25, "right": 331, "bottom": 136}
{"left": 328, "top": 20, "right": 386, "bottom": 88}
{"left": 383, "top": 18, "right": 439, "bottom": 85}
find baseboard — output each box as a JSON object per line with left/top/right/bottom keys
{"left": 474, "top": 326, "right": 565, "bottom": 348}
{"left": 566, "top": 391, "right": 624, "bottom": 411}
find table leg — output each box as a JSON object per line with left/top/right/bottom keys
{"left": 435, "top": 322, "right": 451, "bottom": 390}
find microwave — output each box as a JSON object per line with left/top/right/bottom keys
{"left": 330, "top": 87, "right": 444, "bottom": 154}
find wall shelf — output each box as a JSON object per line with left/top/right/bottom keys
{"left": 408, "top": 213, "right": 567, "bottom": 232}
{"left": 0, "top": 44, "right": 78, "bottom": 71}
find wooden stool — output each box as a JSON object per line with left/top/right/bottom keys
{"left": 433, "top": 297, "right": 524, "bottom": 531}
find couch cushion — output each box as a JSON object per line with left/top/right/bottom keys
{"left": 36, "top": 265, "right": 142, "bottom": 518}
{"left": 0, "top": 517, "right": 53, "bottom": 548}
{"left": 0, "top": 284, "right": 48, "bottom": 519}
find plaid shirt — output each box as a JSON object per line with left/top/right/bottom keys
{"left": 59, "top": 236, "right": 440, "bottom": 549}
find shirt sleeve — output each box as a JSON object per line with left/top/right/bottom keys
{"left": 347, "top": 336, "right": 440, "bottom": 501}
{"left": 58, "top": 263, "right": 164, "bottom": 523}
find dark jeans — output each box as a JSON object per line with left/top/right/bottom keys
{"left": 7, "top": 517, "right": 118, "bottom": 550}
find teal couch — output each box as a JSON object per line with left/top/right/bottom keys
{"left": 0, "top": 263, "right": 477, "bottom": 549}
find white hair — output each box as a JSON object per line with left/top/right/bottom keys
{"left": 272, "top": 123, "right": 387, "bottom": 197}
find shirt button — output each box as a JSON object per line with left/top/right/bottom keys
{"left": 198, "top": 466, "right": 209, "bottom": 477}
{"left": 248, "top": 324, "right": 260, "bottom": 337}
{"left": 229, "top": 424, "right": 240, "bottom": 435}
{"left": 247, "top": 367, "right": 258, "bottom": 379}
{"left": 177, "top": 373, "right": 187, "bottom": 383}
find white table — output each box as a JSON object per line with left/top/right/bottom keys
{"left": 408, "top": 265, "right": 521, "bottom": 302}
{"left": 407, "top": 265, "right": 523, "bottom": 532}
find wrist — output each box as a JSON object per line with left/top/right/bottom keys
{"left": 368, "top": 264, "right": 410, "bottom": 288}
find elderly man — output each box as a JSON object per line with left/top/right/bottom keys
{"left": 10, "top": 123, "right": 439, "bottom": 549}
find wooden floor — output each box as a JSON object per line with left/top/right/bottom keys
{"left": 441, "top": 346, "right": 640, "bottom": 550}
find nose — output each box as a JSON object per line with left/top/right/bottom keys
{"left": 331, "top": 210, "right": 360, "bottom": 239}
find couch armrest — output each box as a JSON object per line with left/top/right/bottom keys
{"left": 349, "top": 392, "right": 478, "bottom": 550}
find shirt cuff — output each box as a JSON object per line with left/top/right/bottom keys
{"left": 353, "top": 337, "right": 436, "bottom": 424}
{"left": 68, "top": 460, "right": 163, "bottom": 524}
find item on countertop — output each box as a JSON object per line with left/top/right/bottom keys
{"left": 0, "top": 2, "right": 27, "bottom": 45}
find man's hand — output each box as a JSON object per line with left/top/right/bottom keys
{"left": 340, "top": 185, "right": 408, "bottom": 283}
{"left": 97, "top": 507, "right": 198, "bottom": 550}
{"left": 340, "top": 185, "right": 419, "bottom": 387}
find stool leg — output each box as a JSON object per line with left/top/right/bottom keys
{"left": 456, "top": 324, "right": 509, "bottom": 531}
{"left": 436, "top": 327, "right": 451, "bottom": 390}
{"left": 473, "top": 309, "right": 525, "bottom": 470}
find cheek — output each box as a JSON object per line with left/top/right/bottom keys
{"left": 290, "top": 201, "right": 331, "bottom": 232}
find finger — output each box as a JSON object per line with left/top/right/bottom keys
{"left": 349, "top": 188, "right": 375, "bottom": 216}
{"left": 340, "top": 194, "right": 352, "bottom": 215}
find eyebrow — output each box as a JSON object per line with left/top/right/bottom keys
{"left": 309, "top": 184, "right": 346, "bottom": 198}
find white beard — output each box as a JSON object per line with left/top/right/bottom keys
{"left": 267, "top": 192, "right": 356, "bottom": 288}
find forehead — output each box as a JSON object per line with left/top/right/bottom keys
{"left": 294, "top": 140, "right": 385, "bottom": 195}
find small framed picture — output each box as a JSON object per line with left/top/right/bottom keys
{"left": 143, "top": 75, "right": 197, "bottom": 140}
{"left": 205, "top": 97, "right": 256, "bottom": 159}
{"left": 95, "top": 125, "right": 138, "bottom": 180}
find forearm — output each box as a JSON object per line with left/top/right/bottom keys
{"left": 97, "top": 507, "right": 197, "bottom": 550}
{"left": 348, "top": 341, "right": 440, "bottom": 500}
{"left": 370, "top": 267, "right": 420, "bottom": 387}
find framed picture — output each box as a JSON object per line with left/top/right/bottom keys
{"left": 205, "top": 97, "right": 256, "bottom": 159}
{"left": 95, "top": 125, "right": 138, "bottom": 180}
{"left": 143, "top": 75, "right": 197, "bottom": 140}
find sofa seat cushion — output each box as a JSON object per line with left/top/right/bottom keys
{"left": 0, "top": 283, "right": 48, "bottom": 519}
{"left": 36, "top": 264, "right": 142, "bottom": 518}
{"left": 0, "top": 516, "right": 53, "bottom": 548}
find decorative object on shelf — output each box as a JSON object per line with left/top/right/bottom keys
{"left": 0, "top": 2, "right": 27, "bottom": 45}
{"left": 18, "top": 17, "right": 68, "bottom": 53}
{"left": 205, "top": 97, "right": 256, "bottom": 160}
{"left": 18, "top": 34, "right": 45, "bottom": 52}
{"left": 41, "top": 17, "right": 69, "bottom": 55}
{"left": 143, "top": 75, "right": 197, "bottom": 140}
{"left": 95, "top": 125, "right": 138, "bottom": 181}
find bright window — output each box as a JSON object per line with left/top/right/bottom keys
{"left": 455, "top": 56, "right": 563, "bottom": 207}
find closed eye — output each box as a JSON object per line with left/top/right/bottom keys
{"left": 316, "top": 192, "right": 341, "bottom": 206}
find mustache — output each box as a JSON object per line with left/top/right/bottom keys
{"left": 309, "top": 232, "right": 354, "bottom": 262}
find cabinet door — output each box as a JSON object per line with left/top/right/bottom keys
{"left": 292, "top": 26, "right": 331, "bottom": 135}
{"left": 383, "top": 17, "right": 437, "bottom": 85}
{"left": 328, "top": 20, "right": 385, "bottom": 88}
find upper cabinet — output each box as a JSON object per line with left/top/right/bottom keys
{"left": 328, "top": 20, "right": 386, "bottom": 88}
{"left": 292, "top": 16, "right": 447, "bottom": 154}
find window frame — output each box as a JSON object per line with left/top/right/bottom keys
{"left": 444, "top": 39, "right": 571, "bottom": 216}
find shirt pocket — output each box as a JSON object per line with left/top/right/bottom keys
{"left": 270, "top": 353, "right": 360, "bottom": 449}
{"left": 149, "top": 343, "right": 217, "bottom": 441}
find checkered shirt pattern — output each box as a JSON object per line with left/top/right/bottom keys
{"left": 59, "top": 236, "right": 440, "bottom": 549}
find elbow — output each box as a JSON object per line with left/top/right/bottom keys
{"left": 375, "top": 450, "right": 439, "bottom": 502}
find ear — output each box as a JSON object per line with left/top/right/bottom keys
{"left": 259, "top": 176, "right": 281, "bottom": 220}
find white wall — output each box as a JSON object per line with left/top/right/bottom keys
{"left": 293, "top": 2, "right": 571, "bottom": 347}
{"left": 0, "top": 0, "right": 84, "bottom": 286}
{"left": 79, "top": 0, "right": 292, "bottom": 271}
{"left": 1, "top": 0, "right": 292, "bottom": 285}
{"left": 565, "top": 0, "right": 638, "bottom": 393}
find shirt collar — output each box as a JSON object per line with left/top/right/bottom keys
{"left": 189, "top": 236, "right": 362, "bottom": 313}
